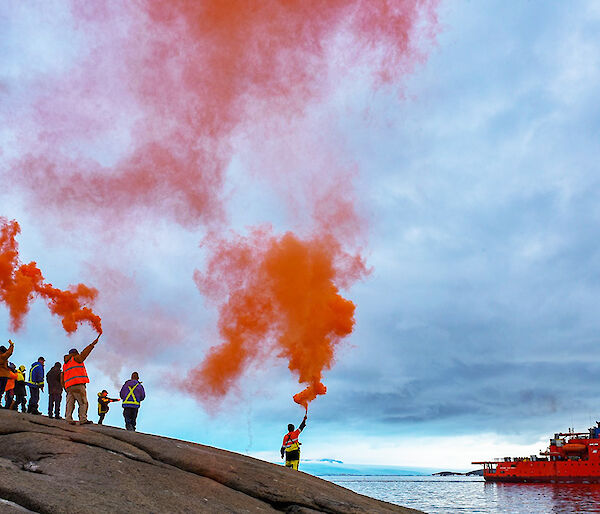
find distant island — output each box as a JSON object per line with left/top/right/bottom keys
{"left": 433, "top": 470, "right": 484, "bottom": 476}
{"left": 302, "top": 460, "right": 435, "bottom": 476}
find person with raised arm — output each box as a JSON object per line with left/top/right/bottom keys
{"left": 63, "top": 335, "right": 100, "bottom": 425}
{"left": 280, "top": 413, "right": 308, "bottom": 470}
{"left": 0, "top": 339, "right": 15, "bottom": 403}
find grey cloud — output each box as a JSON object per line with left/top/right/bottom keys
{"left": 321, "top": 360, "right": 600, "bottom": 435}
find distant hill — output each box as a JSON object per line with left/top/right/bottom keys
{"left": 300, "top": 460, "right": 436, "bottom": 476}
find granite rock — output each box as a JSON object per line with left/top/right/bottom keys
{"left": 0, "top": 410, "right": 422, "bottom": 513}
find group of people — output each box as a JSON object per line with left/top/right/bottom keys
{"left": 0, "top": 337, "right": 145, "bottom": 431}
{"left": 1, "top": 336, "right": 312, "bottom": 469}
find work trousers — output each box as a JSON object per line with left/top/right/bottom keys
{"left": 285, "top": 449, "right": 300, "bottom": 470}
{"left": 123, "top": 407, "right": 139, "bottom": 431}
{"left": 0, "top": 377, "right": 6, "bottom": 401}
{"left": 65, "top": 384, "right": 88, "bottom": 422}
{"left": 98, "top": 412, "right": 106, "bottom": 425}
{"left": 12, "top": 393, "right": 26, "bottom": 412}
{"left": 27, "top": 386, "right": 40, "bottom": 413}
{"left": 4, "top": 390, "right": 14, "bottom": 409}
{"left": 48, "top": 392, "right": 62, "bottom": 418}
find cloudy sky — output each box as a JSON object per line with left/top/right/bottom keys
{"left": 1, "top": 1, "right": 600, "bottom": 471}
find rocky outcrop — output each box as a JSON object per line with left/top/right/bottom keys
{"left": 0, "top": 410, "right": 422, "bottom": 513}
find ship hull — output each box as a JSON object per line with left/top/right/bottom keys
{"left": 483, "top": 458, "right": 600, "bottom": 483}
{"left": 485, "top": 475, "right": 600, "bottom": 483}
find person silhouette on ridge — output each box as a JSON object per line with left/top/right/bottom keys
{"left": 63, "top": 335, "right": 100, "bottom": 425}
{"left": 281, "top": 413, "right": 308, "bottom": 470}
{"left": 120, "top": 372, "right": 145, "bottom": 431}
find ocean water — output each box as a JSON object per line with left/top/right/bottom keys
{"left": 323, "top": 475, "right": 600, "bottom": 513}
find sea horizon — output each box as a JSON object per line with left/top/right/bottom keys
{"left": 297, "top": 460, "right": 471, "bottom": 477}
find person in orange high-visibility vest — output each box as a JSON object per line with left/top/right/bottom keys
{"left": 0, "top": 340, "right": 15, "bottom": 401}
{"left": 280, "top": 414, "right": 307, "bottom": 470}
{"left": 3, "top": 363, "right": 17, "bottom": 409}
{"left": 63, "top": 335, "right": 100, "bottom": 425}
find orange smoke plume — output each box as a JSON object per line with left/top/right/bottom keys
{"left": 187, "top": 229, "right": 366, "bottom": 408}
{"left": 10, "top": 0, "right": 437, "bottom": 227}
{"left": 2, "top": 0, "right": 438, "bottom": 406}
{"left": 0, "top": 219, "right": 102, "bottom": 334}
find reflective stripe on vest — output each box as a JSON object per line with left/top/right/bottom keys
{"left": 285, "top": 442, "right": 300, "bottom": 453}
{"left": 63, "top": 358, "right": 89, "bottom": 388}
{"left": 283, "top": 432, "right": 299, "bottom": 449}
{"left": 28, "top": 363, "right": 44, "bottom": 386}
{"left": 123, "top": 383, "right": 140, "bottom": 406}
{"left": 98, "top": 398, "right": 109, "bottom": 415}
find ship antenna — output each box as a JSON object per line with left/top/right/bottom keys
{"left": 571, "top": 412, "right": 574, "bottom": 433}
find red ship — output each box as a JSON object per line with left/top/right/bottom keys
{"left": 473, "top": 425, "right": 600, "bottom": 483}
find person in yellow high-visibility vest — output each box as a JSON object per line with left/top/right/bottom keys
{"left": 26, "top": 356, "right": 45, "bottom": 415}
{"left": 280, "top": 414, "right": 307, "bottom": 470}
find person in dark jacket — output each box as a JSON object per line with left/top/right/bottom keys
{"left": 119, "top": 372, "right": 145, "bottom": 431}
{"left": 11, "top": 365, "right": 27, "bottom": 412}
{"left": 27, "top": 357, "right": 45, "bottom": 415}
{"left": 46, "top": 362, "right": 63, "bottom": 419}
{"left": 97, "top": 390, "right": 120, "bottom": 425}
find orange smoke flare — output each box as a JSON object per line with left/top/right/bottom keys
{"left": 0, "top": 219, "right": 102, "bottom": 334}
{"left": 187, "top": 229, "right": 366, "bottom": 407}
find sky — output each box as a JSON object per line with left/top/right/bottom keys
{"left": 1, "top": 0, "right": 600, "bottom": 471}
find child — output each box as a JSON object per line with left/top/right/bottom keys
{"left": 97, "top": 390, "right": 120, "bottom": 425}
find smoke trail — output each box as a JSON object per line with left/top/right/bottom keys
{"left": 0, "top": 219, "right": 102, "bottom": 334}
{"left": 187, "top": 229, "right": 367, "bottom": 407}
{"left": 6, "top": 0, "right": 437, "bottom": 226}
{"left": 2, "top": 1, "right": 438, "bottom": 405}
